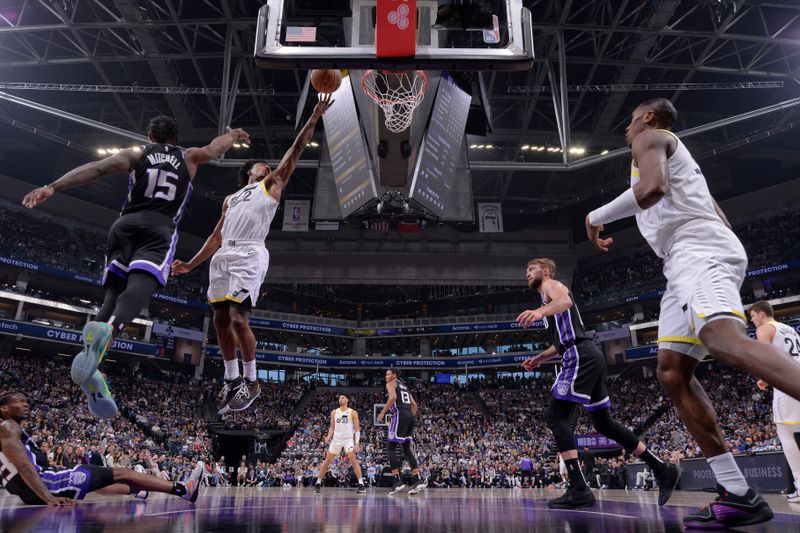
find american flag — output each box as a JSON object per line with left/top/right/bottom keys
{"left": 286, "top": 26, "right": 317, "bottom": 43}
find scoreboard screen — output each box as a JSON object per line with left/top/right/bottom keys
{"left": 409, "top": 73, "right": 472, "bottom": 218}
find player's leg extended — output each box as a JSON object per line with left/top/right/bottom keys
{"left": 658, "top": 348, "right": 774, "bottom": 527}
{"left": 227, "top": 303, "right": 261, "bottom": 412}
{"left": 587, "top": 407, "right": 680, "bottom": 505}
{"left": 700, "top": 318, "right": 800, "bottom": 402}
{"left": 314, "top": 452, "right": 336, "bottom": 492}
{"left": 346, "top": 450, "right": 367, "bottom": 493}
{"left": 110, "top": 462, "right": 204, "bottom": 502}
{"left": 777, "top": 423, "right": 800, "bottom": 500}
{"left": 213, "top": 303, "right": 242, "bottom": 414}
{"left": 544, "top": 399, "right": 594, "bottom": 508}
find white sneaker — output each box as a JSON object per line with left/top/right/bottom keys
{"left": 180, "top": 461, "right": 205, "bottom": 502}
{"left": 787, "top": 491, "right": 800, "bottom": 503}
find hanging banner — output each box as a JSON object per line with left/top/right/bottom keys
{"left": 282, "top": 200, "right": 310, "bottom": 231}
{"left": 477, "top": 203, "right": 503, "bottom": 233}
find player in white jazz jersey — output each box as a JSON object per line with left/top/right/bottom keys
{"left": 313, "top": 394, "right": 366, "bottom": 494}
{"left": 584, "top": 97, "right": 800, "bottom": 528}
{"left": 173, "top": 94, "right": 333, "bottom": 414}
{"left": 750, "top": 300, "right": 800, "bottom": 503}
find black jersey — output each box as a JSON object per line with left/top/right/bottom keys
{"left": 391, "top": 379, "right": 413, "bottom": 411}
{"left": 0, "top": 428, "right": 48, "bottom": 490}
{"left": 121, "top": 143, "right": 192, "bottom": 222}
{"left": 542, "top": 291, "right": 592, "bottom": 356}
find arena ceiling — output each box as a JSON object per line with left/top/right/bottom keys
{"left": 0, "top": 0, "right": 799, "bottom": 236}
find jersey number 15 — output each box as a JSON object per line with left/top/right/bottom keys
{"left": 144, "top": 169, "right": 179, "bottom": 202}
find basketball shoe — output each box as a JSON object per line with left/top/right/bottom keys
{"left": 217, "top": 377, "right": 242, "bottom": 415}
{"left": 655, "top": 463, "right": 682, "bottom": 506}
{"left": 388, "top": 478, "right": 407, "bottom": 496}
{"left": 226, "top": 379, "right": 261, "bottom": 413}
{"left": 683, "top": 484, "right": 773, "bottom": 529}
{"left": 408, "top": 478, "right": 427, "bottom": 495}
{"left": 80, "top": 370, "right": 118, "bottom": 419}
{"left": 547, "top": 486, "right": 595, "bottom": 509}
{"left": 180, "top": 461, "right": 205, "bottom": 503}
{"left": 71, "top": 321, "right": 113, "bottom": 386}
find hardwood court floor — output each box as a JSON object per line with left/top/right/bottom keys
{"left": 1, "top": 486, "right": 799, "bottom": 532}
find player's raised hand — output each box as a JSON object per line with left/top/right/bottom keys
{"left": 313, "top": 93, "right": 335, "bottom": 118}
{"left": 516, "top": 309, "right": 543, "bottom": 328}
{"left": 585, "top": 214, "right": 613, "bottom": 252}
{"left": 756, "top": 379, "right": 769, "bottom": 391}
{"left": 227, "top": 127, "right": 251, "bottom": 145}
{"left": 22, "top": 185, "right": 54, "bottom": 209}
{"left": 171, "top": 259, "right": 192, "bottom": 275}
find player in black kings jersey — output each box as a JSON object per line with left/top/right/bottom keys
{"left": 517, "top": 258, "right": 680, "bottom": 509}
{"left": 377, "top": 369, "right": 426, "bottom": 495}
{"left": 22, "top": 116, "right": 250, "bottom": 414}
{"left": 0, "top": 392, "right": 204, "bottom": 505}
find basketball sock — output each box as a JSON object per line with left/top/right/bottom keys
{"left": 564, "top": 458, "right": 587, "bottom": 491}
{"left": 637, "top": 449, "right": 667, "bottom": 475}
{"left": 243, "top": 359, "right": 257, "bottom": 382}
{"left": 224, "top": 359, "right": 240, "bottom": 381}
{"left": 707, "top": 452, "right": 748, "bottom": 496}
{"left": 170, "top": 483, "right": 187, "bottom": 496}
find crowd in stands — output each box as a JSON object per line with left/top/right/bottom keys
{"left": 0, "top": 200, "right": 207, "bottom": 302}
{"left": 574, "top": 203, "right": 800, "bottom": 309}
{"left": 0, "top": 353, "right": 209, "bottom": 485}
{"left": 0, "top": 345, "right": 786, "bottom": 496}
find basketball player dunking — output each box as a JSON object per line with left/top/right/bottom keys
{"left": 584, "top": 97, "right": 800, "bottom": 528}
{"left": 518, "top": 258, "right": 680, "bottom": 509}
{"left": 313, "top": 394, "right": 366, "bottom": 493}
{"left": 750, "top": 301, "right": 800, "bottom": 503}
{"left": 21, "top": 117, "right": 249, "bottom": 416}
{"left": 0, "top": 392, "right": 204, "bottom": 505}
{"left": 376, "top": 369, "right": 426, "bottom": 495}
{"left": 172, "top": 94, "right": 333, "bottom": 414}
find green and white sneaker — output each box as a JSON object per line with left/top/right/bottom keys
{"left": 71, "top": 321, "right": 113, "bottom": 386}
{"left": 81, "top": 370, "right": 118, "bottom": 419}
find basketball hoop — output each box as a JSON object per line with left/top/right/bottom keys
{"left": 362, "top": 70, "right": 428, "bottom": 133}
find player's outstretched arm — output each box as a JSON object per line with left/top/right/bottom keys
{"left": 0, "top": 421, "right": 72, "bottom": 506}
{"left": 185, "top": 127, "right": 251, "bottom": 178}
{"left": 585, "top": 129, "right": 672, "bottom": 251}
{"left": 22, "top": 149, "right": 140, "bottom": 209}
{"left": 272, "top": 94, "right": 334, "bottom": 185}
{"left": 172, "top": 198, "right": 229, "bottom": 275}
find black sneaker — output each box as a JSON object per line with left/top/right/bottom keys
{"left": 655, "top": 463, "right": 682, "bottom": 506}
{"left": 314, "top": 483, "right": 321, "bottom": 494}
{"left": 356, "top": 484, "right": 366, "bottom": 494}
{"left": 388, "top": 479, "right": 407, "bottom": 496}
{"left": 217, "top": 377, "right": 242, "bottom": 415}
{"left": 547, "top": 486, "right": 595, "bottom": 509}
{"left": 227, "top": 379, "right": 261, "bottom": 413}
{"left": 683, "top": 484, "right": 774, "bottom": 529}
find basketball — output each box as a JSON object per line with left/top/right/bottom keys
{"left": 311, "top": 69, "right": 342, "bottom": 94}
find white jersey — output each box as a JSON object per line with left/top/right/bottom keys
{"left": 332, "top": 408, "right": 356, "bottom": 439}
{"left": 632, "top": 130, "right": 730, "bottom": 259}
{"left": 768, "top": 320, "right": 800, "bottom": 424}
{"left": 221, "top": 180, "right": 278, "bottom": 244}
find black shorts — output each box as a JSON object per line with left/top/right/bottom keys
{"left": 552, "top": 340, "right": 611, "bottom": 411}
{"left": 388, "top": 408, "right": 416, "bottom": 443}
{"left": 6, "top": 464, "right": 115, "bottom": 505}
{"left": 103, "top": 211, "right": 178, "bottom": 288}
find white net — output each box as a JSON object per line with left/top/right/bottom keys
{"left": 362, "top": 70, "right": 428, "bottom": 133}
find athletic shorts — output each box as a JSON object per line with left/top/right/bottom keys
{"left": 207, "top": 243, "right": 269, "bottom": 307}
{"left": 657, "top": 222, "right": 748, "bottom": 360}
{"left": 5, "top": 464, "right": 114, "bottom": 505}
{"left": 102, "top": 211, "right": 178, "bottom": 288}
{"left": 388, "top": 408, "right": 415, "bottom": 443}
{"left": 774, "top": 390, "right": 800, "bottom": 425}
{"left": 552, "top": 340, "right": 611, "bottom": 411}
{"left": 328, "top": 436, "right": 355, "bottom": 455}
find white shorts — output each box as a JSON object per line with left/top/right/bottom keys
{"left": 657, "top": 222, "right": 748, "bottom": 360}
{"left": 774, "top": 391, "right": 800, "bottom": 425}
{"left": 207, "top": 244, "right": 269, "bottom": 306}
{"left": 328, "top": 437, "right": 355, "bottom": 455}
